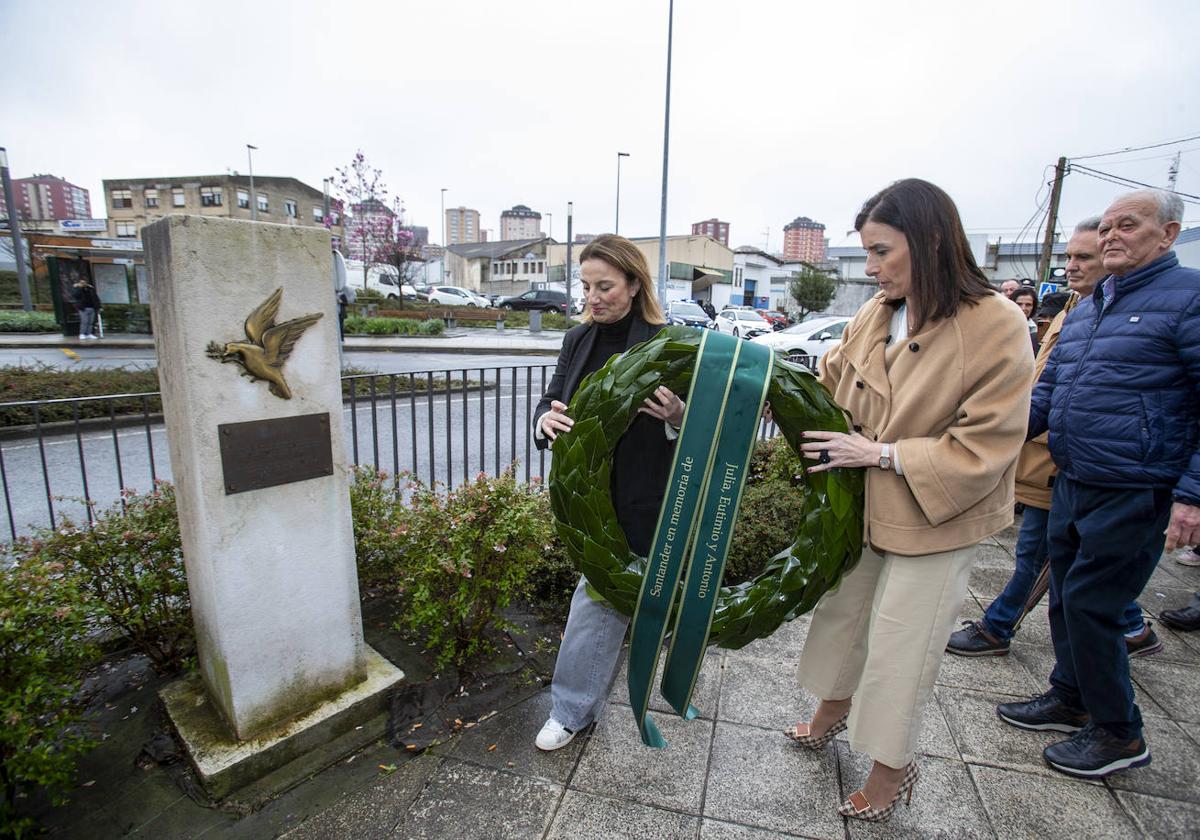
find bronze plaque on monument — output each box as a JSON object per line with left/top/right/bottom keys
{"left": 218, "top": 413, "right": 334, "bottom": 494}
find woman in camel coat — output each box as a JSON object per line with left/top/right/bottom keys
{"left": 786, "top": 179, "right": 1033, "bottom": 823}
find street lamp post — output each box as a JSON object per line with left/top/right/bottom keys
{"left": 440, "top": 187, "right": 448, "bottom": 281}
{"left": 247, "top": 144, "right": 258, "bottom": 221}
{"left": 0, "top": 147, "right": 32, "bottom": 310}
{"left": 656, "top": 0, "right": 674, "bottom": 304}
{"left": 615, "top": 152, "right": 630, "bottom": 234}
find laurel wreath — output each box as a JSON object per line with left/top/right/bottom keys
{"left": 547, "top": 326, "right": 864, "bottom": 648}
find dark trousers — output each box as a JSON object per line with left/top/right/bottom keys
{"left": 982, "top": 505, "right": 1144, "bottom": 642}
{"left": 1046, "top": 476, "right": 1172, "bottom": 740}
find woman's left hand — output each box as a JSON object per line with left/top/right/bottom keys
{"left": 800, "top": 430, "right": 881, "bottom": 473}
{"left": 639, "top": 385, "right": 685, "bottom": 428}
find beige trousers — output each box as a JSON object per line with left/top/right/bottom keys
{"left": 798, "top": 542, "right": 977, "bottom": 768}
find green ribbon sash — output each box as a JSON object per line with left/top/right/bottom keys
{"left": 626, "top": 330, "right": 774, "bottom": 748}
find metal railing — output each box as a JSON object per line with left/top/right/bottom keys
{"left": 1, "top": 361, "right": 791, "bottom": 542}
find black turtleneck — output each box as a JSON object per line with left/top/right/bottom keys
{"left": 582, "top": 309, "right": 635, "bottom": 380}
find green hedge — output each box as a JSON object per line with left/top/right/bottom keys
{"left": 0, "top": 310, "right": 57, "bottom": 332}
{"left": 343, "top": 316, "right": 444, "bottom": 336}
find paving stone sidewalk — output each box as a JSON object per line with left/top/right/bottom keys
{"left": 280, "top": 537, "right": 1200, "bottom": 840}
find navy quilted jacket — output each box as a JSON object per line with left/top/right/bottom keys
{"left": 1029, "top": 252, "right": 1200, "bottom": 504}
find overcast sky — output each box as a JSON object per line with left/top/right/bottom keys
{"left": 2, "top": 0, "right": 1197, "bottom": 250}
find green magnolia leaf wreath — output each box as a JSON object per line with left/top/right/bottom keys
{"left": 548, "top": 326, "right": 864, "bottom": 648}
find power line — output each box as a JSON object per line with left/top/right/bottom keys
{"left": 1070, "top": 133, "right": 1200, "bottom": 161}
{"left": 1069, "top": 163, "right": 1200, "bottom": 202}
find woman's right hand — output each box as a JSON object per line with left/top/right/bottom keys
{"left": 539, "top": 400, "right": 574, "bottom": 441}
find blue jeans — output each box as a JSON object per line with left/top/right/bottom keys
{"left": 549, "top": 576, "right": 628, "bottom": 731}
{"left": 79, "top": 307, "right": 96, "bottom": 337}
{"left": 1045, "top": 478, "right": 1172, "bottom": 740}
{"left": 981, "top": 504, "right": 1145, "bottom": 642}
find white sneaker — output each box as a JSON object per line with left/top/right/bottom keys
{"left": 79, "top": 334, "right": 87, "bottom": 340}
{"left": 535, "top": 718, "right": 576, "bottom": 751}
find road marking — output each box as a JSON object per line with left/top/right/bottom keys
{"left": 60, "top": 348, "right": 81, "bottom": 361}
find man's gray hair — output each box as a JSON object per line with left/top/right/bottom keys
{"left": 1120, "top": 189, "right": 1185, "bottom": 224}
{"left": 1074, "top": 216, "right": 1102, "bottom": 233}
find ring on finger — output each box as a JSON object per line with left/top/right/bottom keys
{"left": 819, "top": 449, "right": 831, "bottom": 464}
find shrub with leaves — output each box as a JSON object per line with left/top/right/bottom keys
{"left": 0, "top": 310, "right": 58, "bottom": 333}
{"left": 725, "top": 437, "right": 808, "bottom": 585}
{"left": 348, "top": 467, "right": 407, "bottom": 589}
{"left": 524, "top": 492, "right": 580, "bottom": 621}
{"left": 15, "top": 484, "right": 192, "bottom": 673}
{"left": 343, "top": 316, "right": 444, "bottom": 336}
{"left": 391, "top": 469, "right": 553, "bottom": 669}
{"left": 0, "top": 555, "right": 96, "bottom": 835}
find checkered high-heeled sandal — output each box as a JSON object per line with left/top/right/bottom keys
{"left": 784, "top": 711, "right": 848, "bottom": 750}
{"left": 838, "top": 762, "right": 919, "bottom": 823}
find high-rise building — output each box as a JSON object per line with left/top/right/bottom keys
{"left": 499, "top": 204, "right": 542, "bottom": 240}
{"left": 691, "top": 218, "right": 729, "bottom": 246}
{"left": 445, "top": 206, "right": 481, "bottom": 244}
{"left": 783, "top": 216, "right": 827, "bottom": 263}
{"left": 0, "top": 174, "right": 92, "bottom": 222}
{"left": 344, "top": 198, "right": 396, "bottom": 262}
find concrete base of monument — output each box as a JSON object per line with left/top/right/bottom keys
{"left": 160, "top": 645, "right": 404, "bottom": 801}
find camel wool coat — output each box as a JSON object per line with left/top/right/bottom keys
{"left": 1013, "top": 292, "right": 1079, "bottom": 509}
{"left": 819, "top": 291, "right": 1034, "bottom": 556}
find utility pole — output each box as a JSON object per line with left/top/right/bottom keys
{"left": 615, "top": 151, "right": 629, "bottom": 234}
{"left": 656, "top": 0, "right": 674, "bottom": 304}
{"left": 566, "top": 202, "right": 574, "bottom": 320}
{"left": 1037, "top": 156, "right": 1067, "bottom": 285}
{"left": 247, "top": 144, "right": 258, "bottom": 221}
{"left": 0, "top": 148, "right": 32, "bottom": 311}
{"left": 1167, "top": 152, "right": 1181, "bottom": 191}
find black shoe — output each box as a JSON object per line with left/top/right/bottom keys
{"left": 946, "top": 620, "right": 1011, "bottom": 657}
{"left": 1043, "top": 723, "right": 1151, "bottom": 778}
{"left": 1160, "top": 602, "right": 1200, "bottom": 632}
{"left": 1125, "top": 622, "right": 1164, "bottom": 658}
{"left": 997, "top": 691, "right": 1090, "bottom": 733}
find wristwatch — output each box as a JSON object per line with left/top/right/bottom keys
{"left": 878, "top": 443, "right": 892, "bottom": 471}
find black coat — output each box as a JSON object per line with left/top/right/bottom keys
{"left": 534, "top": 316, "right": 672, "bottom": 554}
{"left": 73, "top": 283, "right": 101, "bottom": 310}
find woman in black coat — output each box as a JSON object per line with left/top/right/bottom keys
{"left": 532, "top": 234, "right": 683, "bottom": 751}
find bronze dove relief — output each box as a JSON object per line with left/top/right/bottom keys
{"left": 205, "top": 288, "right": 323, "bottom": 400}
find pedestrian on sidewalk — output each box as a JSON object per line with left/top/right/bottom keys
{"left": 72, "top": 277, "right": 102, "bottom": 340}
{"left": 998, "top": 189, "right": 1200, "bottom": 780}
{"left": 947, "top": 218, "right": 1160, "bottom": 661}
{"left": 789, "top": 179, "right": 1032, "bottom": 823}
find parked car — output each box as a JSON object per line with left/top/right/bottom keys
{"left": 426, "top": 285, "right": 489, "bottom": 307}
{"left": 427, "top": 285, "right": 491, "bottom": 307}
{"left": 750, "top": 315, "right": 850, "bottom": 366}
{"left": 714, "top": 308, "right": 771, "bottom": 339}
{"left": 666, "top": 301, "right": 714, "bottom": 329}
{"left": 496, "top": 289, "right": 569, "bottom": 314}
{"left": 756, "top": 309, "right": 789, "bottom": 331}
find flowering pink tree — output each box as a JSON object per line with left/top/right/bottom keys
{"left": 334, "top": 150, "right": 390, "bottom": 289}
{"left": 374, "top": 197, "right": 419, "bottom": 308}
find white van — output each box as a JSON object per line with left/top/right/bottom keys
{"left": 345, "top": 260, "right": 419, "bottom": 300}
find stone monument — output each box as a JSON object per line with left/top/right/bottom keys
{"left": 143, "top": 216, "right": 402, "bottom": 797}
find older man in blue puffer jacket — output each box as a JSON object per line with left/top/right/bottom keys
{"left": 997, "top": 189, "right": 1200, "bottom": 780}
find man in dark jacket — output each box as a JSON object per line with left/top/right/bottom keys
{"left": 997, "top": 189, "right": 1200, "bottom": 779}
